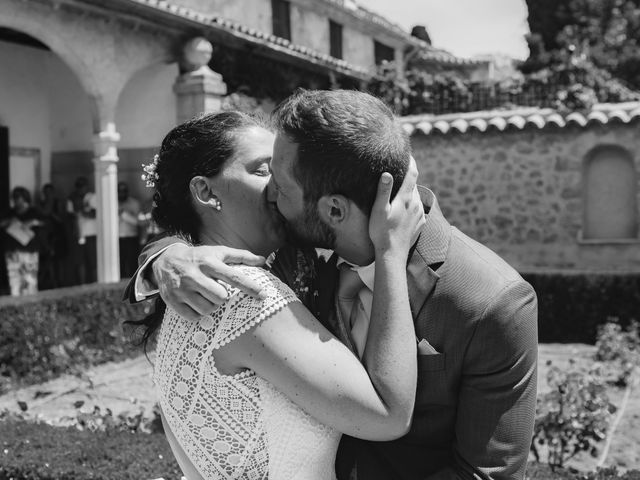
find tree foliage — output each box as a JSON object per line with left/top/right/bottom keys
{"left": 523, "top": 0, "right": 640, "bottom": 90}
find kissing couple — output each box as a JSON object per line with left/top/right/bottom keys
{"left": 126, "top": 89, "right": 538, "bottom": 480}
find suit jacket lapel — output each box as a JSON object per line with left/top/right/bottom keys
{"left": 407, "top": 189, "right": 452, "bottom": 318}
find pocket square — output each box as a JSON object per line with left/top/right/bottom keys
{"left": 417, "top": 338, "right": 439, "bottom": 355}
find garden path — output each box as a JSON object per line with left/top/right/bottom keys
{"left": 0, "top": 354, "right": 156, "bottom": 425}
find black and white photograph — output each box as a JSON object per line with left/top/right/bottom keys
{"left": 0, "top": 0, "right": 639, "bottom": 479}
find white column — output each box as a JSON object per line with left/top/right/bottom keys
{"left": 93, "top": 122, "right": 121, "bottom": 283}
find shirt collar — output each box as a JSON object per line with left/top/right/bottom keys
{"left": 313, "top": 185, "right": 437, "bottom": 292}
{"left": 315, "top": 248, "right": 375, "bottom": 291}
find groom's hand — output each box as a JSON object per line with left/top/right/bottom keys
{"left": 151, "top": 243, "right": 267, "bottom": 321}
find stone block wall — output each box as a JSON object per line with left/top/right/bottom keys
{"left": 411, "top": 123, "right": 640, "bottom": 272}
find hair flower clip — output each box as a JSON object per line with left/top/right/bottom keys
{"left": 141, "top": 154, "right": 160, "bottom": 188}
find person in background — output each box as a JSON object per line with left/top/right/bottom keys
{"left": 66, "top": 176, "right": 97, "bottom": 284}
{"left": 138, "top": 197, "right": 162, "bottom": 247}
{"left": 118, "top": 181, "right": 141, "bottom": 279}
{"left": 0, "top": 187, "right": 43, "bottom": 296}
{"left": 37, "top": 183, "right": 66, "bottom": 290}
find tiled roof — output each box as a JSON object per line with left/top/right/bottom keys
{"left": 401, "top": 102, "right": 640, "bottom": 136}
{"left": 411, "top": 47, "right": 489, "bottom": 67}
{"left": 323, "top": 0, "right": 412, "bottom": 41}
{"left": 122, "top": 0, "right": 370, "bottom": 78}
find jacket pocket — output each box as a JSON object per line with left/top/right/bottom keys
{"left": 418, "top": 353, "right": 446, "bottom": 372}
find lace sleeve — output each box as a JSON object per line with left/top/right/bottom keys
{"left": 211, "top": 266, "right": 300, "bottom": 349}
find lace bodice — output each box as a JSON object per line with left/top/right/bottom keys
{"left": 154, "top": 266, "right": 340, "bottom": 480}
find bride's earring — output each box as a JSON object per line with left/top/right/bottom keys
{"left": 212, "top": 197, "right": 222, "bottom": 211}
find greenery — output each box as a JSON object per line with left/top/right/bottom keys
{"left": 531, "top": 360, "right": 616, "bottom": 468}
{"left": 0, "top": 282, "right": 150, "bottom": 395}
{"left": 526, "top": 464, "right": 640, "bottom": 480}
{"left": 0, "top": 416, "right": 181, "bottom": 480}
{"left": 521, "top": 272, "right": 640, "bottom": 344}
{"left": 365, "top": 58, "right": 639, "bottom": 116}
{"left": 594, "top": 321, "right": 640, "bottom": 386}
{"left": 523, "top": 0, "right": 640, "bottom": 91}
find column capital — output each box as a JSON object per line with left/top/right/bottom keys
{"left": 93, "top": 122, "right": 121, "bottom": 163}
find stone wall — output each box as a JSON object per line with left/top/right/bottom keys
{"left": 411, "top": 123, "right": 640, "bottom": 272}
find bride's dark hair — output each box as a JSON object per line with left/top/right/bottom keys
{"left": 153, "top": 111, "right": 262, "bottom": 242}
{"left": 127, "top": 111, "right": 264, "bottom": 352}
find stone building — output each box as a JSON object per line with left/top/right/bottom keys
{"left": 404, "top": 102, "right": 640, "bottom": 272}
{"left": 0, "top": 0, "right": 476, "bottom": 285}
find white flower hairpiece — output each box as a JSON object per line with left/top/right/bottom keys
{"left": 141, "top": 154, "right": 160, "bottom": 188}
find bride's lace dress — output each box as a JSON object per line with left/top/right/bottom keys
{"left": 154, "top": 266, "right": 341, "bottom": 480}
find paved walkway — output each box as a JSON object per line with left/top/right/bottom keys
{"left": 0, "top": 354, "right": 157, "bottom": 425}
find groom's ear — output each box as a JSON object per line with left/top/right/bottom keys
{"left": 317, "top": 194, "right": 349, "bottom": 226}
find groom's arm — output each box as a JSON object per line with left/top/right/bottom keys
{"left": 123, "top": 233, "right": 187, "bottom": 303}
{"left": 426, "top": 280, "right": 538, "bottom": 480}
{"left": 123, "top": 235, "right": 268, "bottom": 320}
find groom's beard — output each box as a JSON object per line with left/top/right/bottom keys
{"left": 284, "top": 201, "right": 336, "bottom": 250}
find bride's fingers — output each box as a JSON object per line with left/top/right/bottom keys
{"left": 396, "top": 157, "right": 419, "bottom": 199}
{"left": 372, "top": 172, "right": 394, "bottom": 212}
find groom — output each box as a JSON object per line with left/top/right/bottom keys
{"left": 126, "top": 89, "right": 538, "bottom": 480}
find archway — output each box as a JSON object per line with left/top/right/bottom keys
{"left": 583, "top": 145, "right": 638, "bottom": 240}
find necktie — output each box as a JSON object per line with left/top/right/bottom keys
{"left": 336, "top": 264, "right": 365, "bottom": 351}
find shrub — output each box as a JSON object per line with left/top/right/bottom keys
{"left": 526, "top": 464, "right": 640, "bottom": 480}
{"left": 531, "top": 361, "right": 616, "bottom": 469}
{"left": 521, "top": 273, "right": 640, "bottom": 344}
{"left": 0, "top": 417, "right": 181, "bottom": 480}
{"left": 594, "top": 321, "right": 640, "bottom": 387}
{"left": 0, "top": 282, "right": 150, "bottom": 395}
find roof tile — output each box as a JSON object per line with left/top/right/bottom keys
{"left": 402, "top": 102, "right": 640, "bottom": 135}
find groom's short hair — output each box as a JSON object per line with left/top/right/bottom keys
{"left": 272, "top": 89, "right": 411, "bottom": 213}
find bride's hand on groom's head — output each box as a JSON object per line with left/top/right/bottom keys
{"left": 369, "top": 157, "right": 425, "bottom": 260}
{"left": 151, "top": 243, "right": 267, "bottom": 321}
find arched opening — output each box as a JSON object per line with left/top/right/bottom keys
{"left": 115, "top": 61, "right": 178, "bottom": 206}
{"left": 0, "top": 27, "right": 95, "bottom": 292}
{"left": 113, "top": 61, "right": 178, "bottom": 278}
{"left": 583, "top": 145, "right": 638, "bottom": 240}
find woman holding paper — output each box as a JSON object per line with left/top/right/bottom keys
{"left": 1, "top": 187, "right": 43, "bottom": 296}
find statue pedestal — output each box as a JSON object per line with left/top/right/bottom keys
{"left": 174, "top": 67, "right": 228, "bottom": 123}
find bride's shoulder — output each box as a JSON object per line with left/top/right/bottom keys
{"left": 226, "top": 265, "right": 297, "bottom": 303}
{"left": 208, "top": 266, "right": 299, "bottom": 348}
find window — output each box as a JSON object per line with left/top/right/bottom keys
{"left": 271, "top": 0, "right": 291, "bottom": 41}
{"left": 329, "top": 20, "right": 343, "bottom": 59}
{"left": 374, "top": 40, "right": 395, "bottom": 65}
{"left": 582, "top": 145, "right": 638, "bottom": 240}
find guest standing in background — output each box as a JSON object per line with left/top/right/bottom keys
{"left": 0, "top": 187, "right": 43, "bottom": 296}
{"left": 117, "top": 181, "right": 141, "bottom": 279}
{"left": 37, "top": 183, "right": 66, "bottom": 290}
{"left": 67, "top": 177, "right": 97, "bottom": 284}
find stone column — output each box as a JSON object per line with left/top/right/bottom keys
{"left": 173, "top": 37, "right": 227, "bottom": 123}
{"left": 93, "top": 122, "right": 121, "bottom": 283}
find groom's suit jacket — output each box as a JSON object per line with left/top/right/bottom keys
{"left": 124, "top": 193, "right": 538, "bottom": 480}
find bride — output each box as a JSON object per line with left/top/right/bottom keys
{"left": 137, "top": 111, "right": 423, "bottom": 479}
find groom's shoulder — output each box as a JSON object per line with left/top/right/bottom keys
{"left": 444, "top": 227, "right": 529, "bottom": 294}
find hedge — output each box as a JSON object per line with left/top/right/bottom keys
{"left": 1, "top": 271, "right": 639, "bottom": 393}
{"left": 522, "top": 272, "right": 640, "bottom": 344}
{"left": 0, "top": 418, "right": 182, "bottom": 480}
{"left": 0, "top": 282, "right": 149, "bottom": 395}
